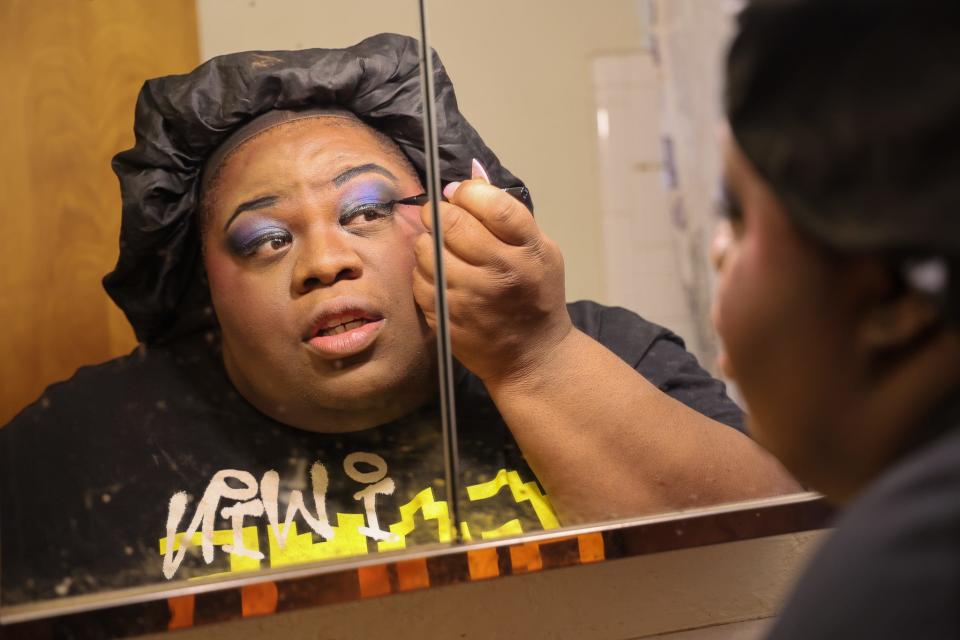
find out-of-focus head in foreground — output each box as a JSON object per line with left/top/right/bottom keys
{"left": 712, "top": 0, "right": 960, "bottom": 503}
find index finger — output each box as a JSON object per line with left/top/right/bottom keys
{"left": 446, "top": 180, "right": 540, "bottom": 247}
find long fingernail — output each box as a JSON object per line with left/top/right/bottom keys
{"left": 471, "top": 158, "right": 491, "bottom": 183}
{"left": 443, "top": 181, "right": 462, "bottom": 199}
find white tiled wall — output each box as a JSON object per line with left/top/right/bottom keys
{"left": 592, "top": 1, "right": 740, "bottom": 371}
{"left": 593, "top": 53, "right": 698, "bottom": 357}
{"left": 654, "top": 0, "right": 741, "bottom": 371}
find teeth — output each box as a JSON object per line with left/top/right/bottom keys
{"left": 319, "top": 319, "right": 367, "bottom": 337}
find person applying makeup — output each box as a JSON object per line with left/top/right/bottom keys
{"left": 415, "top": 160, "right": 797, "bottom": 524}
{"left": 1, "top": 34, "right": 794, "bottom": 607}
{"left": 712, "top": 1, "right": 960, "bottom": 636}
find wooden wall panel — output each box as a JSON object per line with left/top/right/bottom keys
{"left": 0, "top": 0, "right": 199, "bottom": 424}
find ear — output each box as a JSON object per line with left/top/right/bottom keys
{"left": 853, "top": 260, "right": 942, "bottom": 352}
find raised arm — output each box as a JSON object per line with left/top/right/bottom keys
{"left": 412, "top": 164, "right": 799, "bottom": 524}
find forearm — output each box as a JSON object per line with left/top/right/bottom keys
{"left": 484, "top": 329, "right": 801, "bottom": 524}
{"left": 416, "top": 177, "right": 799, "bottom": 522}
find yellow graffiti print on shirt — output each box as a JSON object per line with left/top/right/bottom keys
{"left": 466, "top": 468, "right": 560, "bottom": 532}
{"left": 158, "top": 467, "right": 559, "bottom": 580}
{"left": 159, "top": 525, "right": 262, "bottom": 578}
{"left": 268, "top": 513, "right": 368, "bottom": 567}
{"left": 377, "top": 487, "right": 453, "bottom": 552}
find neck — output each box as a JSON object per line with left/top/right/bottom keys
{"left": 220, "top": 347, "right": 438, "bottom": 434}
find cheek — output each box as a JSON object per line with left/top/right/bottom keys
{"left": 396, "top": 206, "right": 427, "bottom": 239}
{"left": 203, "top": 246, "right": 234, "bottom": 294}
{"left": 713, "top": 231, "right": 802, "bottom": 415}
{"left": 362, "top": 230, "right": 428, "bottom": 332}
{"left": 714, "top": 228, "right": 845, "bottom": 454}
{"left": 203, "top": 247, "right": 241, "bottom": 312}
{"left": 712, "top": 241, "right": 760, "bottom": 370}
{"left": 203, "top": 247, "right": 286, "bottom": 335}
{"left": 386, "top": 210, "right": 426, "bottom": 273}
{"left": 713, "top": 239, "right": 796, "bottom": 453}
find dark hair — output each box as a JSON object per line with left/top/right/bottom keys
{"left": 727, "top": 0, "right": 960, "bottom": 255}
{"left": 726, "top": 0, "right": 960, "bottom": 318}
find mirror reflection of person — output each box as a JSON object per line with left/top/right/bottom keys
{"left": 713, "top": 1, "right": 960, "bottom": 637}
{"left": 0, "top": 34, "right": 794, "bottom": 605}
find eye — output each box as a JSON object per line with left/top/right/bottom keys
{"left": 340, "top": 202, "right": 396, "bottom": 229}
{"left": 232, "top": 229, "right": 292, "bottom": 258}
{"left": 267, "top": 235, "right": 289, "bottom": 250}
{"left": 716, "top": 183, "right": 744, "bottom": 231}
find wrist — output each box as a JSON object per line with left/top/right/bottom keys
{"left": 482, "top": 316, "right": 578, "bottom": 393}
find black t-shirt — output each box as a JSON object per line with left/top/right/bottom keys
{"left": 768, "top": 397, "right": 960, "bottom": 639}
{"left": 1, "top": 301, "right": 743, "bottom": 605}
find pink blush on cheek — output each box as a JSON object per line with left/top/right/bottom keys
{"left": 396, "top": 206, "right": 427, "bottom": 235}
{"left": 204, "top": 258, "right": 292, "bottom": 352}
{"left": 203, "top": 250, "right": 267, "bottom": 313}
{"left": 203, "top": 249, "right": 238, "bottom": 298}
{"left": 394, "top": 214, "right": 428, "bottom": 270}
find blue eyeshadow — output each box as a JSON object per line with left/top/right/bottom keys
{"left": 340, "top": 181, "right": 395, "bottom": 209}
{"left": 226, "top": 219, "right": 287, "bottom": 255}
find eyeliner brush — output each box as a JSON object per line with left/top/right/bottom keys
{"left": 392, "top": 185, "right": 529, "bottom": 207}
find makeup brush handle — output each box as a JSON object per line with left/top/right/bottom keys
{"left": 396, "top": 185, "right": 529, "bottom": 207}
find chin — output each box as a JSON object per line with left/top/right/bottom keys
{"left": 227, "top": 338, "right": 437, "bottom": 427}
{"left": 309, "top": 361, "right": 436, "bottom": 411}
{"left": 305, "top": 389, "right": 434, "bottom": 432}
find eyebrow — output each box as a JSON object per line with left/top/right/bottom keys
{"left": 223, "top": 195, "right": 280, "bottom": 231}
{"left": 222, "top": 164, "right": 398, "bottom": 231}
{"left": 332, "top": 163, "right": 398, "bottom": 187}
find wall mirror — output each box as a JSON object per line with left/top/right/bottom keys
{"left": 1, "top": 1, "right": 828, "bottom": 636}
{"left": 1, "top": 0, "right": 454, "bottom": 614}
{"left": 425, "top": 0, "right": 809, "bottom": 538}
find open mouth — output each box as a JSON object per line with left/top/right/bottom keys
{"left": 304, "top": 309, "right": 385, "bottom": 359}
{"left": 316, "top": 318, "right": 374, "bottom": 337}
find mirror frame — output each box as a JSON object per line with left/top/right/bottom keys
{"left": 0, "top": 493, "right": 831, "bottom": 636}
{"left": 1, "top": 3, "right": 834, "bottom": 635}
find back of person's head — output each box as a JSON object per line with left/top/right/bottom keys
{"left": 715, "top": 0, "right": 960, "bottom": 501}
{"left": 727, "top": 0, "right": 960, "bottom": 321}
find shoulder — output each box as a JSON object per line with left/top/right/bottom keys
{"left": 566, "top": 300, "right": 670, "bottom": 365}
{"left": 0, "top": 336, "right": 239, "bottom": 603}
{"left": 566, "top": 300, "right": 744, "bottom": 431}
{"left": 0, "top": 336, "right": 223, "bottom": 455}
{"left": 770, "top": 425, "right": 960, "bottom": 638}
{"left": 4, "top": 343, "right": 185, "bottom": 432}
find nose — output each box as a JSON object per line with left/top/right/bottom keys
{"left": 292, "top": 226, "right": 363, "bottom": 294}
{"left": 710, "top": 220, "right": 733, "bottom": 272}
